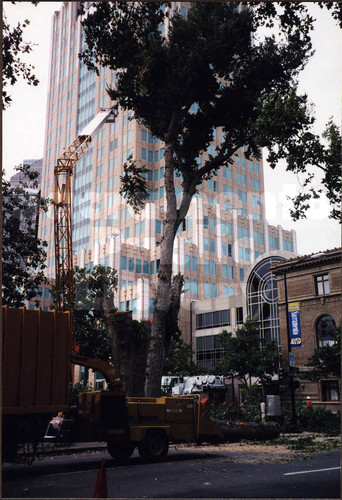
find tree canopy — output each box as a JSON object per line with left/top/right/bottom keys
{"left": 303, "top": 325, "right": 341, "bottom": 381}
{"left": 73, "top": 265, "right": 117, "bottom": 363}
{"left": 163, "top": 332, "right": 202, "bottom": 376}
{"left": 79, "top": 1, "right": 341, "bottom": 396}
{"left": 2, "top": 163, "right": 48, "bottom": 307}
{"left": 80, "top": 1, "right": 341, "bottom": 221}
{"left": 214, "top": 319, "right": 280, "bottom": 388}
{"left": 2, "top": 2, "right": 40, "bottom": 109}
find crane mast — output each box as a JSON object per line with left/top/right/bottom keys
{"left": 54, "top": 107, "right": 118, "bottom": 320}
{"left": 54, "top": 134, "right": 91, "bottom": 313}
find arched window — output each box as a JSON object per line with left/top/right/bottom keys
{"left": 316, "top": 315, "right": 336, "bottom": 347}
{"left": 246, "top": 256, "right": 284, "bottom": 343}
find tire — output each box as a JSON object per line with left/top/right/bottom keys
{"left": 107, "top": 439, "right": 135, "bottom": 462}
{"left": 138, "top": 430, "right": 169, "bottom": 462}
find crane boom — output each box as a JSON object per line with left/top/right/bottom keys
{"left": 54, "top": 106, "right": 118, "bottom": 316}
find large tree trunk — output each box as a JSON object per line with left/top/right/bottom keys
{"left": 144, "top": 134, "right": 190, "bottom": 397}
{"left": 144, "top": 137, "right": 179, "bottom": 396}
{"left": 101, "top": 297, "right": 149, "bottom": 396}
{"left": 144, "top": 272, "right": 184, "bottom": 397}
{"left": 166, "top": 273, "right": 184, "bottom": 344}
{"left": 214, "top": 421, "right": 280, "bottom": 442}
{"left": 144, "top": 226, "right": 175, "bottom": 396}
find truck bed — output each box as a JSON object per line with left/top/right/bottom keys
{"left": 2, "top": 306, "right": 72, "bottom": 415}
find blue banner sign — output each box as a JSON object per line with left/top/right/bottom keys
{"left": 288, "top": 302, "right": 302, "bottom": 347}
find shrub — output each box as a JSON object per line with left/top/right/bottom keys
{"left": 206, "top": 402, "right": 245, "bottom": 422}
{"left": 206, "top": 394, "right": 264, "bottom": 423}
{"left": 70, "top": 382, "right": 94, "bottom": 405}
{"left": 280, "top": 404, "right": 340, "bottom": 435}
{"left": 207, "top": 398, "right": 341, "bottom": 436}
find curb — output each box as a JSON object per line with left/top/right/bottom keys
{"left": 39, "top": 442, "right": 108, "bottom": 457}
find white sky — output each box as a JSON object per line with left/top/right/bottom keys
{"left": 2, "top": 2, "right": 341, "bottom": 256}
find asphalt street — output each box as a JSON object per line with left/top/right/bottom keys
{"left": 2, "top": 447, "right": 340, "bottom": 498}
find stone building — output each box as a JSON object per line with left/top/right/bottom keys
{"left": 272, "top": 249, "right": 341, "bottom": 411}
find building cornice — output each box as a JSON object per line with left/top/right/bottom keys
{"left": 271, "top": 248, "right": 341, "bottom": 275}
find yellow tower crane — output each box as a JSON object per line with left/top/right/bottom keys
{"left": 54, "top": 106, "right": 118, "bottom": 314}
{"left": 53, "top": 105, "right": 123, "bottom": 390}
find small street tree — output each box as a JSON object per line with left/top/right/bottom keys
{"left": 214, "top": 319, "right": 280, "bottom": 389}
{"left": 163, "top": 332, "right": 202, "bottom": 376}
{"left": 79, "top": 2, "right": 342, "bottom": 396}
{"left": 303, "top": 326, "right": 341, "bottom": 381}
{"left": 2, "top": 163, "right": 48, "bottom": 307}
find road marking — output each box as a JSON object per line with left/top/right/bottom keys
{"left": 46, "top": 469, "right": 100, "bottom": 477}
{"left": 284, "top": 466, "right": 340, "bottom": 476}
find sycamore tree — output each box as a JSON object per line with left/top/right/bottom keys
{"left": 79, "top": 2, "right": 342, "bottom": 396}
{"left": 2, "top": 163, "right": 48, "bottom": 307}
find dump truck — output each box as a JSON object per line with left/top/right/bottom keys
{"left": 2, "top": 306, "right": 72, "bottom": 462}
{"left": 2, "top": 306, "right": 224, "bottom": 463}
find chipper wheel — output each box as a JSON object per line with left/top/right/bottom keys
{"left": 107, "top": 438, "right": 135, "bottom": 463}
{"left": 138, "top": 430, "right": 169, "bottom": 462}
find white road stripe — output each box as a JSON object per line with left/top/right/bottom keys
{"left": 284, "top": 466, "right": 340, "bottom": 476}
{"left": 45, "top": 468, "right": 99, "bottom": 477}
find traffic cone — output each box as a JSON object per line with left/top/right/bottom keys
{"left": 92, "top": 459, "right": 108, "bottom": 498}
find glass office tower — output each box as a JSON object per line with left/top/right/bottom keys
{"left": 39, "top": 2, "right": 297, "bottom": 344}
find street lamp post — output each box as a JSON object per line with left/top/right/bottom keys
{"left": 283, "top": 270, "right": 297, "bottom": 429}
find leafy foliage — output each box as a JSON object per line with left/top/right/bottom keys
{"left": 70, "top": 382, "right": 94, "bottom": 405}
{"left": 163, "top": 332, "right": 202, "bottom": 376}
{"left": 303, "top": 325, "right": 341, "bottom": 381}
{"left": 206, "top": 400, "right": 341, "bottom": 436}
{"left": 206, "top": 390, "right": 263, "bottom": 423}
{"left": 206, "top": 402, "right": 246, "bottom": 423}
{"left": 317, "top": 1, "right": 342, "bottom": 28}
{"left": 79, "top": 1, "right": 342, "bottom": 395}
{"left": 120, "top": 158, "right": 149, "bottom": 213}
{"left": 72, "top": 265, "right": 118, "bottom": 361}
{"left": 2, "top": 3, "right": 40, "bottom": 109}
{"left": 80, "top": 2, "right": 341, "bottom": 221}
{"left": 281, "top": 404, "right": 341, "bottom": 435}
{"left": 214, "top": 319, "right": 280, "bottom": 387}
{"left": 287, "top": 120, "right": 342, "bottom": 221}
{"left": 2, "top": 163, "right": 48, "bottom": 307}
